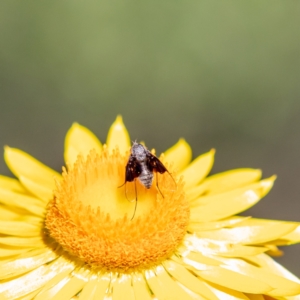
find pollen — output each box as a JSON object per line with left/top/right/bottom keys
{"left": 45, "top": 147, "right": 189, "bottom": 271}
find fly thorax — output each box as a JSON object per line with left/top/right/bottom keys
{"left": 131, "top": 143, "right": 147, "bottom": 162}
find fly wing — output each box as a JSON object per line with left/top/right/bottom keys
{"left": 146, "top": 151, "right": 177, "bottom": 194}
{"left": 121, "top": 155, "right": 142, "bottom": 207}
{"left": 125, "top": 156, "right": 142, "bottom": 182}
{"left": 146, "top": 151, "right": 167, "bottom": 174}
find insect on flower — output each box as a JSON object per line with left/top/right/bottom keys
{"left": 120, "top": 142, "right": 176, "bottom": 220}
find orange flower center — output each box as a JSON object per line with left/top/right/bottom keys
{"left": 45, "top": 147, "right": 189, "bottom": 271}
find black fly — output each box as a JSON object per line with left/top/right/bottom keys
{"left": 120, "top": 142, "right": 174, "bottom": 220}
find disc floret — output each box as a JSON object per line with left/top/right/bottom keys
{"left": 46, "top": 147, "right": 189, "bottom": 271}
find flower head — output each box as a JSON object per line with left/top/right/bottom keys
{"left": 0, "top": 115, "right": 300, "bottom": 299}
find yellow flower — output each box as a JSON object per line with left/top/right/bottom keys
{"left": 0, "top": 115, "right": 300, "bottom": 300}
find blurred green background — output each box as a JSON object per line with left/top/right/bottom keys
{"left": 1, "top": 1, "right": 300, "bottom": 276}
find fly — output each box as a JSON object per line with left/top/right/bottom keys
{"left": 120, "top": 142, "right": 175, "bottom": 220}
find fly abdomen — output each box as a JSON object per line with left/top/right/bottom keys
{"left": 138, "top": 163, "right": 154, "bottom": 188}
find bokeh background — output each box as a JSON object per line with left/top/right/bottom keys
{"left": 0, "top": 1, "right": 300, "bottom": 276}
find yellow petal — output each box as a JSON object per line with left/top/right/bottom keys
{"left": 78, "top": 277, "right": 98, "bottom": 300}
{"left": 187, "top": 168, "right": 262, "bottom": 200}
{"left": 217, "top": 257, "right": 300, "bottom": 297}
{"left": 0, "top": 236, "right": 44, "bottom": 248}
{"left": 57, "top": 274, "right": 110, "bottom": 300}
{"left": 106, "top": 115, "right": 131, "bottom": 154}
{"left": 50, "top": 270, "right": 88, "bottom": 300}
{"left": 245, "top": 294, "right": 265, "bottom": 300}
{"left": 286, "top": 296, "right": 300, "bottom": 300}
{"left": 34, "top": 259, "right": 75, "bottom": 300}
{"left": 179, "top": 149, "right": 215, "bottom": 189}
{"left": 163, "top": 260, "right": 219, "bottom": 300}
{"left": 92, "top": 274, "right": 111, "bottom": 299}
{"left": 19, "top": 176, "right": 53, "bottom": 202}
{"left": 4, "top": 147, "right": 61, "bottom": 193}
{"left": 0, "top": 187, "right": 45, "bottom": 216}
{"left": 182, "top": 251, "right": 222, "bottom": 267}
{"left": 190, "top": 176, "right": 275, "bottom": 222}
{"left": 247, "top": 254, "right": 300, "bottom": 285}
{"left": 275, "top": 225, "right": 300, "bottom": 245}
{"left": 64, "top": 123, "right": 102, "bottom": 167}
{"left": 264, "top": 245, "right": 284, "bottom": 257}
{"left": 205, "top": 282, "right": 251, "bottom": 300}
{"left": 0, "top": 257, "right": 70, "bottom": 299}
{"left": 0, "top": 220, "right": 40, "bottom": 237}
{"left": 184, "top": 235, "right": 267, "bottom": 257}
{"left": 78, "top": 274, "right": 111, "bottom": 300}
{"left": 132, "top": 273, "right": 153, "bottom": 300}
{"left": 0, "top": 205, "right": 26, "bottom": 221}
{"left": 18, "top": 288, "right": 43, "bottom": 300}
{"left": 78, "top": 273, "right": 111, "bottom": 300}
{"left": 231, "top": 219, "right": 299, "bottom": 244}
{"left": 188, "top": 216, "right": 248, "bottom": 232}
{"left": 0, "top": 247, "right": 33, "bottom": 258}
{"left": 0, "top": 249, "right": 56, "bottom": 280}
{"left": 35, "top": 276, "right": 70, "bottom": 300}
{"left": 232, "top": 218, "right": 299, "bottom": 229}
{"left": 0, "top": 175, "right": 27, "bottom": 193}
{"left": 146, "top": 266, "right": 195, "bottom": 300}
{"left": 163, "top": 139, "right": 192, "bottom": 172}
{"left": 0, "top": 207, "right": 41, "bottom": 228}
{"left": 195, "top": 266, "right": 271, "bottom": 294}
{"left": 112, "top": 274, "right": 135, "bottom": 300}
{"left": 196, "top": 223, "right": 297, "bottom": 245}
{"left": 214, "top": 244, "right": 268, "bottom": 257}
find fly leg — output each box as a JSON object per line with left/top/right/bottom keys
{"left": 131, "top": 179, "right": 138, "bottom": 220}
{"left": 156, "top": 172, "right": 164, "bottom": 198}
